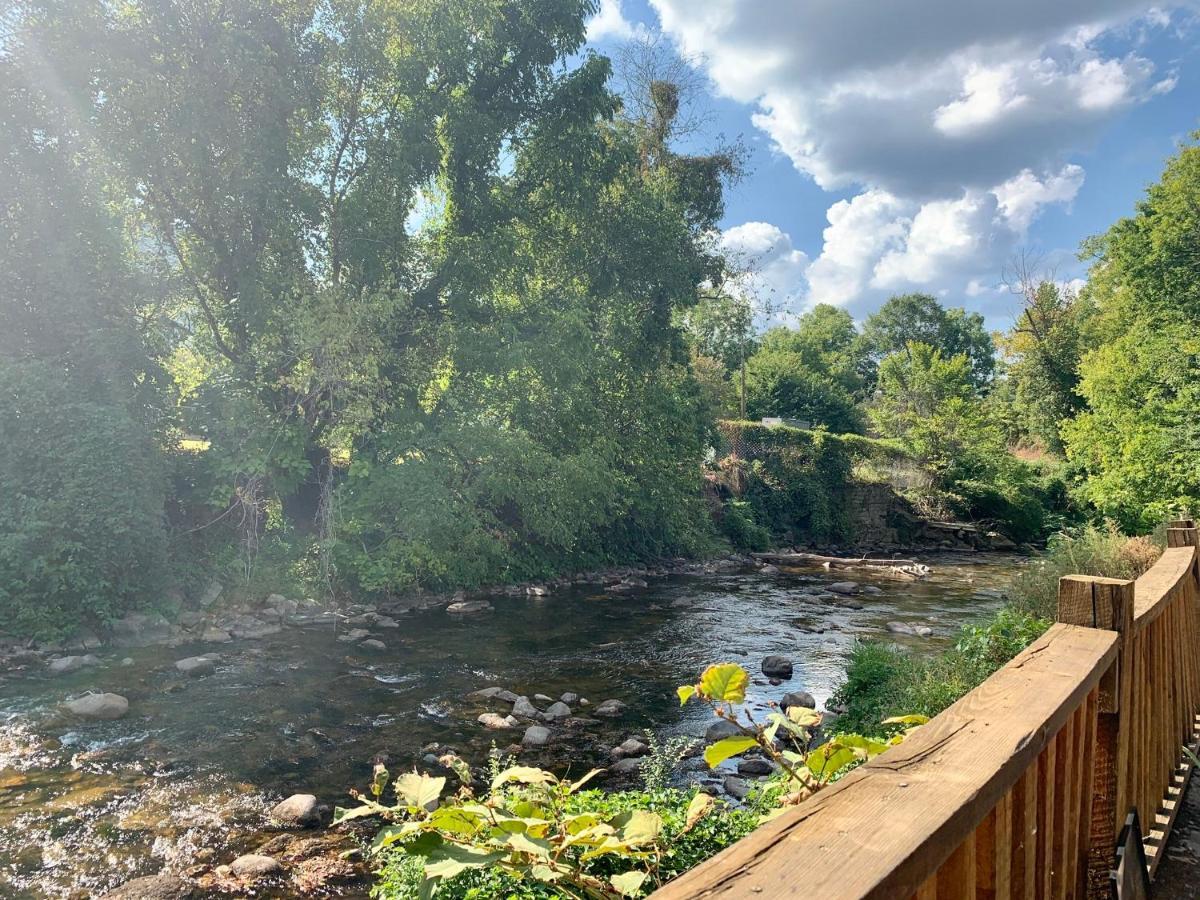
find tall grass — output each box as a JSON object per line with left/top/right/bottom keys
{"left": 831, "top": 524, "right": 1164, "bottom": 734}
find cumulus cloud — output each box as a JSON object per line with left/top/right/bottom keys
{"left": 650, "top": 0, "right": 1180, "bottom": 314}
{"left": 586, "top": 0, "right": 647, "bottom": 43}
{"left": 719, "top": 222, "right": 810, "bottom": 319}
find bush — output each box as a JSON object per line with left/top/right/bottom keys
{"left": 0, "top": 362, "right": 169, "bottom": 638}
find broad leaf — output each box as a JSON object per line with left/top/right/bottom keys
{"left": 567, "top": 769, "right": 603, "bottom": 794}
{"left": 786, "top": 706, "right": 822, "bottom": 727}
{"left": 491, "top": 766, "right": 557, "bottom": 793}
{"left": 697, "top": 664, "right": 749, "bottom": 703}
{"left": 619, "top": 809, "right": 664, "bottom": 846}
{"left": 676, "top": 684, "right": 697, "bottom": 706}
{"left": 683, "top": 793, "right": 714, "bottom": 833}
{"left": 611, "top": 871, "right": 649, "bottom": 897}
{"left": 882, "top": 714, "right": 930, "bottom": 726}
{"left": 395, "top": 773, "right": 445, "bottom": 810}
{"left": 423, "top": 844, "right": 505, "bottom": 880}
{"left": 703, "top": 735, "right": 757, "bottom": 768}
{"left": 370, "top": 763, "right": 390, "bottom": 799}
{"left": 371, "top": 822, "right": 423, "bottom": 851}
{"left": 506, "top": 831, "right": 553, "bottom": 858}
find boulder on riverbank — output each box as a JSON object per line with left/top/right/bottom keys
{"left": 99, "top": 872, "right": 195, "bottom": 899}
{"left": 523, "top": 725, "right": 551, "bottom": 746}
{"left": 229, "top": 853, "right": 281, "bottom": 879}
{"left": 446, "top": 600, "right": 493, "bottom": 616}
{"left": 175, "top": 656, "right": 216, "bottom": 677}
{"left": 48, "top": 654, "right": 100, "bottom": 675}
{"left": 478, "top": 712, "right": 519, "bottom": 730}
{"left": 270, "top": 794, "right": 322, "bottom": 828}
{"left": 64, "top": 692, "right": 129, "bottom": 720}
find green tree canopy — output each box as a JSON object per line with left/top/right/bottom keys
{"left": 859, "top": 294, "right": 995, "bottom": 391}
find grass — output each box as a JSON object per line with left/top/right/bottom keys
{"left": 830, "top": 523, "right": 1164, "bottom": 734}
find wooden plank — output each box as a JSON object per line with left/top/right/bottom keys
{"left": 1132, "top": 547, "right": 1196, "bottom": 625}
{"left": 649, "top": 625, "right": 1117, "bottom": 900}
{"left": 1073, "top": 686, "right": 1098, "bottom": 898}
{"left": 936, "top": 832, "right": 976, "bottom": 900}
{"left": 1038, "top": 735, "right": 1057, "bottom": 898}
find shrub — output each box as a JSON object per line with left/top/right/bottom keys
{"left": 0, "top": 361, "right": 169, "bottom": 638}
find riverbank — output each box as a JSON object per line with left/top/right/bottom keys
{"left": 0, "top": 552, "right": 1022, "bottom": 898}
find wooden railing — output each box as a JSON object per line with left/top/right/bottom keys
{"left": 651, "top": 521, "right": 1200, "bottom": 899}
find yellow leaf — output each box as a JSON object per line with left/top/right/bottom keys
{"left": 703, "top": 735, "right": 757, "bottom": 768}
{"left": 698, "top": 664, "right": 749, "bottom": 703}
{"left": 682, "top": 793, "right": 714, "bottom": 833}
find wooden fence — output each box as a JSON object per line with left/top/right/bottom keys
{"left": 651, "top": 521, "right": 1200, "bottom": 899}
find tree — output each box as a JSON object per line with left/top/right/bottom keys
{"left": 858, "top": 294, "right": 995, "bottom": 391}
{"left": 744, "top": 349, "right": 864, "bottom": 433}
{"left": 758, "top": 304, "right": 865, "bottom": 396}
{"left": 1063, "top": 138, "right": 1200, "bottom": 529}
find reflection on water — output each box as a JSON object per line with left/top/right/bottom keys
{"left": 0, "top": 552, "right": 1023, "bottom": 898}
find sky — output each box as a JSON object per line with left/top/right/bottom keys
{"left": 585, "top": 0, "right": 1200, "bottom": 330}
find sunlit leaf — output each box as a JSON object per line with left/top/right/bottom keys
{"left": 371, "top": 822, "right": 423, "bottom": 851}
{"left": 676, "top": 684, "right": 697, "bottom": 706}
{"left": 703, "top": 735, "right": 757, "bottom": 768}
{"left": 423, "top": 843, "right": 505, "bottom": 880}
{"left": 370, "top": 763, "right": 390, "bottom": 799}
{"left": 610, "top": 871, "right": 649, "bottom": 897}
{"left": 683, "top": 793, "right": 714, "bottom": 833}
{"left": 785, "top": 706, "right": 822, "bottom": 727}
{"left": 567, "top": 769, "right": 603, "bottom": 794}
{"left": 395, "top": 773, "right": 445, "bottom": 810}
{"left": 491, "top": 766, "right": 558, "bottom": 793}
{"left": 881, "top": 714, "right": 930, "bottom": 726}
{"left": 506, "top": 831, "right": 553, "bottom": 858}
{"left": 619, "top": 809, "right": 663, "bottom": 846}
{"left": 697, "top": 664, "right": 749, "bottom": 703}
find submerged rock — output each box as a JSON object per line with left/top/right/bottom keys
{"left": 270, "top": 793, "right": 322, "bottom": 828}
{"left": 780, "top": 690, "right": 816, "bottom": 712}
{"left": 827, "top": 582, "right": 859, "bottom": 595}
{"left": 230, "top": 853, "right": 282, "bottom": 879}
{"left": 64, "top": 692, "right": 129, "bottom": 720}
{"left": 887, "top": 621, "right": 934, "bottom": 637}
{"left": 467, "top": 687, "right": 520, "bottom": 704}
{"left": 593, "top": 699, "right": 626, "bottom": 718}
{"left": 761, "top": 655, "right": 793, "bottom": 678}
{"left": 48, "top": 654, "right": 100, "bottom": 675}
{"left": 722, "top": 775, "right": 752, "bottom": 800}
{"left": 175, "top": 656, "right": 216, "bottom": 677}
{"left": 99, "top": 872, "right": 195, "bottom": 899}
{"left": 359, "top": 639, "right": 386, "bottom": 651}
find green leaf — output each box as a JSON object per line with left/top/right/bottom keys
{"left": 506, "top": 831, "right": 553, "bottom": 858}
{"left": 370, "top": 822, "right": 423, "bottom": 852}
{"left": 567, "top": 768, "right": 603, "bottom": 794}
{"left": 370, "top": 763, "right": 390, "bottom": 799}
{"left": 697, "top": 664, "right": 749, "bottom": 703}
{"left": 786, "top": 706, "right": 822, "bottom": 727}
{"left": 703, "top": 735, "right": 757, "bottom": 768}
{"left": 619, "top": 809, "right": 664, "bottom": 846}
{"left": 882, "top": 714, "right": 930, "bottom": 726}
{"left": 610, "top": 871, "right": 649, "bottom": 897}
{"left": 331, "top": 801, "right": 388, "bottom": 824}
{"left": 395, "top": 773, "right": 445, "bottom": 810}
{"left": 676, "top": 684, "right": 697, "bottom": 706}
{"left": 423, "top": 844, "right": 505, "bottom": 880}
{"left": 491, "top": 766, "right": 558, "bottom": 793}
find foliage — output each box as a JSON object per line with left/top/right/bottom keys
{"left": 858, "top": 293, "right": 995, "bottom": 390}
{"left": 679, "top": 663, "right": 924, "bottom": 811}
{"left": 0, "top": 362, "right": 170, "bottom": 638}
{"left": 1064, "top": 138, "right": 1200, "bottom": 530}
{"left": 637, "top": 731, "right": 697, "bottom": 793}
{"left": 743, "top": 350, "right": 864, "bottom": 433}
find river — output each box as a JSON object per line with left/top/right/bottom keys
{"left": 0, "top": 552, "right": 1024, "bottom": 898}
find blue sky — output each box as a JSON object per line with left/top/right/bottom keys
{"left": 585, "top": 1, "right": 1200, "bottom": 330}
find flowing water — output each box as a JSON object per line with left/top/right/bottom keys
{"left": 0, "top": 553, "right": 1025, "bottom": 898}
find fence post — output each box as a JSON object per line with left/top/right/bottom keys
{"left": 1166, "top": 519, "right": 1198, "bottom": 550}
{"left": 1059, "top": 574, "right": 1135, "bottom": 898}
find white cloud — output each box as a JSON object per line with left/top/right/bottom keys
{"left": 719, "top": 222, "right": 810, "bottom": 319}
{"left": 650, "top": 0, "right": 1178, "bottom": 314}
{"left": 586, "top": 0, "right": 647, "bottom": 43}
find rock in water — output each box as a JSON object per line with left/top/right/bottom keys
{"left": 99, "top": 873, "right": 195, "bottom": 899}
{"left": 174, "top": 656, "right": 216, "bottom": 677}
{"left": 446, "top": 600, "right": 493, "bottom": 616}
{"left": 887, "top": 621, "right": 933, "bottom": 637}
{"left": 542, "top": 701, "right": 571, "bottom": 720}
{"left": 737, "top": 757, "right": 775, "bottom": 776}
{"left": 64, "top": 692, "right": 129, "bottom": 720}
{"left": 611, "top": 738, "right": 649, "bottom": 759}
{"left": 201, "top": 627, "right": 232, "bottom": 643}
{"left": 761, "top": 655, "right": 793, "bottom": 678}
{"left": 723, "top": 775, "right": 752, "bottom": 800}
{"left": 229, "top": 854, "right": 281, "bottom": 879}
{"left": 827, "top": 582, "right": 859, "bottom": 595}
{"left": 270, "top": 793, "right": 321, "bottom": 828}
{"left": 522, "top": 725, "right": 551, "bottom": 746}
{"left": 705, "top": 719, "right": 741, "bottom": 742}
{"left": 467, "top": 687, "right": 520, "bottom": 703}
{"left": 477, "top": 712, "right": 519, "bottom": 730}
{"left": 48, "top": 655, "right": 100, "bottom": 675}
{"left": 780, "top": 690, "right": 816, "bottom": 712}
{"left": 610, "top": 757, "right": 642, "bottom": 775}
{"left": 593, "top": 699, "right": 626, "bottom": 717}
{"left": 511, "top": 696, "right": 540, "bottom": 718}
{"left": 360, "top": 639, "right": 386, "bottom": 651}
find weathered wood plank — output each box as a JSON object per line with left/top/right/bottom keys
{"left": 649, "top": 624, "right": 1118, "bottom": 900}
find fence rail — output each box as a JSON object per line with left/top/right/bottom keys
{"left": 650, "top": 521, "right": 1200, "bottom": 899}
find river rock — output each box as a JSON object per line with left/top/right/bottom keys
{"left": 233, "top": 620, "right": 281, "bottom": 639}
{"left": 360, "top": 639, "right": 387, "bottom": 651}
{"left": 512, "top": 696, "right": 539, "bottom": 718}
{"left": 887, "top": 621, "right": 934, "bottom": 637}
{"left": 611, "top": 738, "right": 649, "bottom": 759}
{"left": 177, "top": 610, "right": 205, "bottom": 628}
{"left": 534, "top": 693, "right": 554, "bottom": 702}
{"left": 722, "top": 775, "right": 752, "bottom": 800}
{"left": 593, "top": 699, "right": 626, "bottom": 718}
{"left": 560, "top": 692, "right": 579, "bottom": 704}
{"left": 468, "top": 687, "right": 520, "bottom": 704}
{"left": 542, "top": 701, "right": 571, "bottom": 720}
{"left": 861, "top": 585, "right": 883, "bottom": 595}
{"left": 610, "top": 757, "right": 642, "bottom": 775}
{"left": 99, "top": 872, "right": 195, "bottom": 899}
{"left": 705, "top": 719, "right": 741, "bottom": 742}
{"left": 338, "top": 628, "right": 371, "bottom": 642}
{"left": 230, "top": 853, "right": 281, "bottom": 879}
{"left": 65, "top": 692, "right": 129, "bottom": 720}
{"left": 478, "top": 712, "right": 519, "bottom": 730}
{"left": 758, "top": 564, "right": 780, "bottom": 574}
{"left": 827, "top": 582, "right": 859, "bottom": 595}
{"left": 175, "top": 656, "right": 216, "bottom": 677}
{"left": 201, "top": 627, "right": 232, "bottom": 643}
{"left": 447, "top": 600, "right": 493, "bottom": 616}
{"left": 373, "top": 616, "right": 399, "bottom": 628}
{"left": 48, "top": 654, "right": 100, "bottom": 675}
{"left": 522, "top": 725, "right": 551, "bottom": 746}
{"left": 270, "top": 793, "right": 321, "bottom": 828}
{"left": 737, "top": 757, "right": 775, "bottom": 776}
{"left": 781, "top": 690, "right": 816, "bottom": 712}
{"left": 761, "top": 655, "right": 793, "bottom": 678}
{"left": 526, "top": 585, "right": 550, "bottom": 596}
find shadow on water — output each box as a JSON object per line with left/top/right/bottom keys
{"left": 0, "top": 552, "right": 1026, "bottom": 898}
